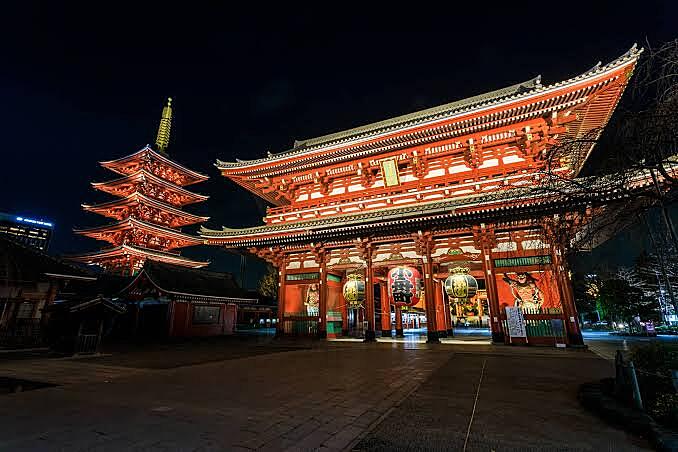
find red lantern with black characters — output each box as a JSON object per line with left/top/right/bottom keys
{"left": 388, "top": 266, "right": 422, "bottom": 306}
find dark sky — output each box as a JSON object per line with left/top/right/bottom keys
{"left": 1, "top": 3, "right": 676, "bottom": 285}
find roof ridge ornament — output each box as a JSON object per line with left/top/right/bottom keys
{"left": 155, "top": 97, "right": 173, "bottom": 154}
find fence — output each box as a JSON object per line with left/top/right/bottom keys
{"left": 500, "top": 307, "right": 566, "bottom": 345}
{"left": 75, "top": 334, "right": 100, "bottom": 354}
{"left": 282, "top": 316, "right": 319, "bottom": 337}
{"left": 0, "top": 318, "right": 45, "bottom": 348}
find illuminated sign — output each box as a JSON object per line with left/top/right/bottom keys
{"left": 16, "top": 217, "right": 53, "bottom": 228}
{"left": 380, "top": 158, "right": 400, "bottom": 187}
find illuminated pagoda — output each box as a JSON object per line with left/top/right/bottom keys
{"left": 70, "top": 98, "right": 210, "bottom": 274}
{"left": 202, "top": 46, "right": 655, "bottom": 345}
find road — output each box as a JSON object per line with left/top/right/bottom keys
{"left": 583, "top": 330, "right": 678, "bottom": 360}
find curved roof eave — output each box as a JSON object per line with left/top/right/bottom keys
{"left": 215, "top": 44, "right": 641, "bottom": 172}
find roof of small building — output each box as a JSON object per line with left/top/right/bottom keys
{"left": 121, "top": 260, "right": 256, "bottom": 302}
{"left": 45, "top": 296, "right": 127, "bottom": 314}
{"left": 0, "top": 235, "right": 93, "bottom": 283}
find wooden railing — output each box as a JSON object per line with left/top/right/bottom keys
{"left": 0, "top": 318, "right": 45, "bottom": 348}
{"left": 75, "top": 334, "right": 100, "bottom": 354}
{"left": 282, "top": 316, "right": 318, "bottom": 337}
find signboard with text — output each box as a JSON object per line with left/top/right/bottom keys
{"left": 505, "top": 307, "right": 527, "bottom": 338}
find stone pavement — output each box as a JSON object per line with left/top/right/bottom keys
{"left": 0, "top": 342, "right": 447, "bottom": 451}
{"left": 356, "top": 347, "right": 650, "bottom": 451}
{"left": 0, "top": 341, "right": 648, "bottom": 451}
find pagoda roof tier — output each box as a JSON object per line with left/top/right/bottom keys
{"left": 201, "top": 165, "right": 670, "bottom": 248}
{"left": 100, "top": 145, "right": 209, "bottom": 186}
{"left": 67, "top": 244, "right": 209, "bottom": 269}
{"left": 91, "top": 170, "right": 209, "bottom": 206}
{"left": 74, "top": 217, "right": 204, "bottom": 249}
{"left": 215, "top": 46, "right": 641, "bottom": 205}
{"left": 82, "top": 192, "right": 209, "bottom": 228}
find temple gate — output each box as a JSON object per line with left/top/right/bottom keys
{"left": 202, "top": 47, "right": 645, "bottom": 345}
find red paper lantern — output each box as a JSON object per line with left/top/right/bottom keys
{"left": 388, "top": 266, "right": 422, "bottom": 306}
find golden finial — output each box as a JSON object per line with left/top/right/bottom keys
{"left": 155, "top": 97, "right": 173, "bottom": 153}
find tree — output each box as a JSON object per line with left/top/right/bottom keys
{"left": 571, "top": 272, "right": 600, "bottom": 321}
{"left": 258, "top": 264, "right": 278, "bottom": 299}
{"left": 533, "top": 41, "right": 678, "bottom": 254}
{"left": 597, "top": 277, "right": 660, "bottom": 327}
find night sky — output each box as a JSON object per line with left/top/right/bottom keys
{"left": 1, "top": 3, "right": 676, "bottom": 285}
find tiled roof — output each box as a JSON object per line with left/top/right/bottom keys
{"left": 82, "top": 192, "right": 210, "bottom": 223}
{"left": 216, "top": 45, "right": 641, "bottom": 171}
{"left": 201, "top": 165, "right": 663, "bottom": 246}
{"left": 136, "top": 260, "right": 252, "bottom": 300}
{"left": 91, "top": 169, "right": 209, "bottom": 202}
{"left": 67, "top": 244, "right": 210, "bottom": 268}
{"left": 73, "top": 216, "right": 203, "bottom": 244}
{"left": 100, "top": 145, "right": 209, "bottom": 182}
{"left": 0, "top": 235, "right": 92, "bottom": 282}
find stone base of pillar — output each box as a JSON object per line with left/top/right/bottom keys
{"left": 381, "top": 329, "right": 392, "bottom": 337}
{"left": 447, "top": 328, "right": 455, "bottom": 337}
{"left": 437, "top": 330, "right": 448, "bottom": 338}
{"left": 491, "top": 331, "right": 505, "bottom": 343}
{"left": 395, "top": 328, "right": 404, "bottom": 337}
{"left": 317, "top": 330, "right": 327, "bottom": 339}
{"left": 426, "top": 331, "right": 440, "bottom": 344}
{"left": 342, "top": 329, "right": 349, "bottom": 337}
{"left": 568, "top": 332, "right": 585, "bottom": 347}
{"left": 364, "top": 330, "right": 377, "bottom": 342}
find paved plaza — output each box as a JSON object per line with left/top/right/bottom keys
{"left": 0, "top": 337, "right": 652, "bottom": 451}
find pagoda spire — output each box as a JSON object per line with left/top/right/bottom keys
{"left": 155, "top": 97, "right": 173, "bottom": 153}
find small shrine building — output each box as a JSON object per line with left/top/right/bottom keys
{"left": 201, "top": 47, "right": 645, "bottom": 345}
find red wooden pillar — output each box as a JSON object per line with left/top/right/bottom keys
{"left": 318, "top": 258, "right": 328, "bottom": 339}
{"left": 420, "top": 234, "right": 440, "bottom": 344}
{"left": 276, "top": 258, "right": 287, "bottom": 337}
{"left": 364, "top": 250, "right": 376, "bottom": 342}
{"left": 340, "top": 281, "right": 349, "bottom": 336}
{"left": 476, "top": 225, "right": 504, "bottom": 343}
{"left": 552, "top": 246, "right": 584, "bottom": 346}
{"left": 434, "top": 279, "right": 448, "bottom": 337}
{"left": 380, "top": 282, "right": 392, "bottom": 337}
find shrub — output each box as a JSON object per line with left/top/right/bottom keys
{"left": 648, "top": 393, "right": 678, "bottom": 430}
{"left": 629, "top": 342, "right": 678, "bottom": 429}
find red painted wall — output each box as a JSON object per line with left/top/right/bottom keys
{"left": 170, "top": 302, "right": 236, "bottom": 337}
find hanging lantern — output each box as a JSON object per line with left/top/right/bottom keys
{"left": 343, "top": 274, "right": 365, "bottom": 308}
{"left": 444, "top": 267, "right": 478, "bottom": 299}
{"left": 388, "top": 266, "right": 422, "bottom": 306}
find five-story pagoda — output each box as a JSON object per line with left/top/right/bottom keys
{"left": 69, "top": 99, "right": 210, "bottom": 274}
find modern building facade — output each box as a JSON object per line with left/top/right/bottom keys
{"left": 0, "top": 212, "right": 54, "bottom": 251}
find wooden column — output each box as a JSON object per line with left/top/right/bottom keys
{"left": 276, "top": 258, "right": 287, "bottom": 337}
{"left": 341, "top": 280, "right": 349, "bottom": 336}
{"left": 364, "top": 252, "right": 376, "bottom": 342}
{"left": 475, "top": 225, "right": 504, "bottom": 343}
{"left": 552, "top": 245, "right": 584, "bottom": 346}
{"left": 318, "top": 257, "right": 328, "bottom": 339}
{"left": 395, "top": 304, "right": 404, "bottom": 337}
{"left": 434, "top": 279, "right": 448, "bottom": 337}
{"left": 415, "top": 231, "right": 439, "bottom": 344}
{"left": 380, "top": 282, "right": 392, "bottom": 337}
